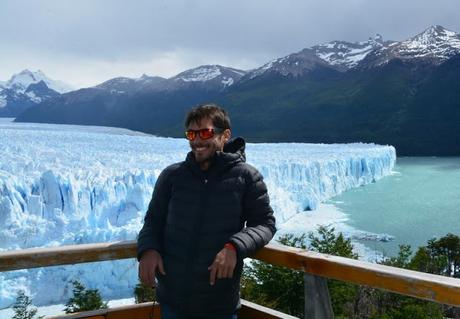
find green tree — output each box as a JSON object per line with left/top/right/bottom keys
{"left": 64, "top": 280, "right": 107, "bottom": 313}
{"left": 242, "top": 228, "right": 459, "bottom": 319}
{"left": 134, "top": 281, "right": 156, "bottom": 304}
{"left": 409, "top": 234, "right": 460, "bottom": 318}
{"left": 308, "top": 225, "right": 357, "bottom": 259}
{"left": 242, "top": 233, "right": 306, "bottom": 317}
{"left": 12, "top": 290, "right": 43, "bottom": 319}
{"left": 383, "top": 244, "right": 412, "bottom": 268}
{"left": 241, "top": 226, "right": 358, "bottom": 318}
{"left": 411, "top": 233, "right": 460, "bottom": 278}
{"left": 357, "top": 244, "right": 444, "bottom": 319}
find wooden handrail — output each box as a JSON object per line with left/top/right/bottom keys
{"left": 0, "top": 241, "right": 137, "bottom": 272}
{"left": 45, "top": 300, "right": 299, "bottom": 319}
{"left": 1, "top": 241, "right": 460, "bottom": 306}
{"left": 257, "top": 244, "right": 460, "bottom": 306}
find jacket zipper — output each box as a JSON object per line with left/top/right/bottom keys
{"left": 184, "top": 176, "right": 209, "bottom": 311}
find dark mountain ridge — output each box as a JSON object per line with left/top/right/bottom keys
{"left": 14, "top": 25, "right": 460, "bottom": 155}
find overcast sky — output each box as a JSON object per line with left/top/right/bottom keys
{"left": 1, "top": 0, "right": 459, "bottom": 88}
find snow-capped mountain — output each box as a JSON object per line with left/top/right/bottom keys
{"left": 312, "top": 35, "right": 392, "bottom": 70}
{"left": 95, "top": 74, "right": 170, "bottom": 93}
{"left": 245, "top": 49, "right": 330, "bottom": 80}
{"left": 359, "top": 25, "right": 460, "bottom": 67}
{"left": 0, "top": 70, "right": 73, "bottom": 117}
{"left": 245, "top": 25, "right": 460, "bottom": 79}
{"left": 244, "top": 35, "right": 390, "bottom": 80}
{"left": 14, "top": 65, "right": 247, "bottom": 131}
{"left": 397, "top": 25, "right": 460, "bottom": 59}
{"left": 93, "top": 65, "right": 246, "bottom": 94}
{"left": 171, "top": 65, "right": 246, "bottom": 90}
{"left": 4, "top": 69, "right": 73, "bottom": 94}
{"left": 14, "top": 25, "right": 460, "bottom": 156}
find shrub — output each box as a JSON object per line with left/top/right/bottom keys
{"left": 12, "top": 290, "right": 43, "bottom": 319}
{"left": 64, "top": 280, "right": 107, "bottom": 313}
{"left": 134, "top": 281, "right": 156, "bottom": 303}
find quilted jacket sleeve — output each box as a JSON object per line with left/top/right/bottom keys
{"left": 136, "top": 166, "right": 174, "bottom": 260}
{"left": 229, "top": 167, "right": 276, "bottom": 259}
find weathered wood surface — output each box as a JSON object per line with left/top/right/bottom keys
{"left": 255, "top": 243, "right": 460, "bottom": 307}
{"left": 46, "top": 302, "right": 159, "bottom": 319}
{"left": 304, "top": 273, "right": 334, "bottom": 319}
{"left": 2, "top": 241, "right": 460, "bottom": 306}
{"left": 240, "top": 299, "right": 299, "bottom": 319}
{"left": 46, "top": 300, "right": 298, "bottom": 319}
{"left": 0, "top": 240, "right": 137, "bottom": 272}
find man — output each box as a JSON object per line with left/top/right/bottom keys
{"left": 137, "top": 104, "right": 276, "bottom": 319}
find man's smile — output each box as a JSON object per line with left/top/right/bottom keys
{"left": 193, "top": 146, "right": 208, "bottom": 152}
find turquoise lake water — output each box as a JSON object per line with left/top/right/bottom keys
{"left": 328, "top": 157, "right": 460, "bottom": 258}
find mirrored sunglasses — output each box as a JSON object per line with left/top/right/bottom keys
{"left": 185, "top": 128, "right": 223, "bottom": 141}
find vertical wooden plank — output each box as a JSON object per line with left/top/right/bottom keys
{"left": 304, "top": 273, "right": 334, "bottom": 319}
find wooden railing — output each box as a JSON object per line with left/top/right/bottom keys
{"left": 1, "top": 240, "right": 460, "bottom": 318}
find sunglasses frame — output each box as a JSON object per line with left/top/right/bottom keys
{"left": 185, "top": 127, "right": 224, "bottom": 141}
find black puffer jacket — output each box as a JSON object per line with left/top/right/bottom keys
{"left": 137, "top": 137, "right": 276, "bottom": 318}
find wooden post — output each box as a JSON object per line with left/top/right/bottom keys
{"left": 304, "top": 273, "right": 334, "bottom": 319}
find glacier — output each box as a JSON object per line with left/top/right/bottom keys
{"left": 0, "top": 119, "right": 396, "bottom": 308}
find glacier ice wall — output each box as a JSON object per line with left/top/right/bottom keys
{"left": 0, "top": 121, "right": 396, "bottom": 307}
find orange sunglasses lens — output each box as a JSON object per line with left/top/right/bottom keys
{"left": 185, "top": 130, "right": 197, "bottom": 140}
{"left": 185, "top": 128, "right": 216, "bottom": 141}
{"left": 199, "top": 129, "right": 214, "bottom": 139}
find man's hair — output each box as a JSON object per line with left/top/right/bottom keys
{"left": 184, "top": 104, "right": 231, "bottom": 130}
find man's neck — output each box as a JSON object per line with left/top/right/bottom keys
{"left": 200, "top": 161, "right": 210, "bottom": 171}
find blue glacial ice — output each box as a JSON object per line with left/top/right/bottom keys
{"left": 0, "top": 120, "right": 396, "bottom": 308}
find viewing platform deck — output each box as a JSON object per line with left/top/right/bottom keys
{"left": 1, "top": 241, "right": 460, "bottom": 318}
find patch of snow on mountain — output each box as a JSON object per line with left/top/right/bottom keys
{"left": 46, "top": 80, "right": 74, "bottom": 93}
{"left": 229, "top": 69, "right": 246, "bottom": 76}
{"left": 314, "top": 36, "right": 384, "bottom": 68}
{"left": 176, "top": 66, "right": 222, "bottom": 82}
{"left": 248, "top": 59, "right": 277, "bottom": 79}
{"left": 25, "top": 91, "right": 42, "bottom": 103}
{"left": 134, "top": 74, "right": 152, "bottom": 82}
{"left": 260, "top": 60, "right": 276, "bottom": 71}
{"left": 0, "top": 92, "right": 6, "bottom": 108}
{"left": 113, "top": 77, "right": 132, "bottom": 84}
{"left": 344, "top": 45, "right": 375, "bottom": 65}
{"left": 221, "top": 77, "right": 234, "bottom": 87}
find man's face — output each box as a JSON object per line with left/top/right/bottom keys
{"left": 188, "top": 117, "right": 230, "bottom": 167}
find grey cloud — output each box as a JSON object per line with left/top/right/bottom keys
{"left": 1, "top": 0, "right": 459, "bottom": 86}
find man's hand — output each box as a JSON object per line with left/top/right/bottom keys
{"left": 138, "top": 249, "right": 166, "bottom": 287}
{"left": 208, "top": 245, "right": 237, "bottom": 286}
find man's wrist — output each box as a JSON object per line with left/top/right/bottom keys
{"left": 140, "top": 249, "right": 159, "bottom": 259}
{"left": 224, "top": 242, "right": 236, "bottom": 252}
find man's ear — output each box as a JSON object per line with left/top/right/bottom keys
{"left": 223, "top": 129, "right": 231, "bottom": 143}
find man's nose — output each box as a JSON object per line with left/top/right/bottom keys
{"left": 193, "top": 134, "right": 206, "bottom": 142}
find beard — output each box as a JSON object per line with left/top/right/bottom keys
{"left": 190, "top": 138, "right": 223, "bottom": 167}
